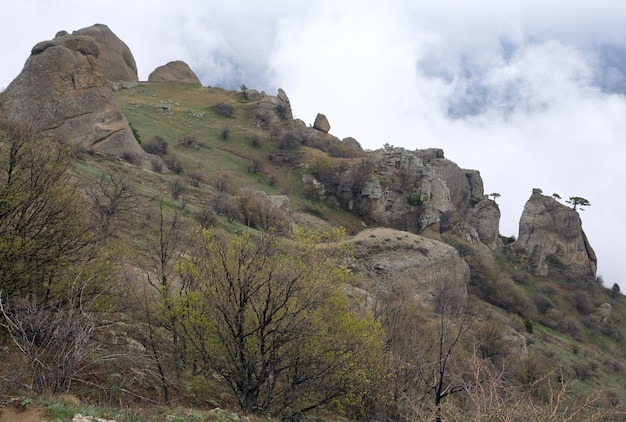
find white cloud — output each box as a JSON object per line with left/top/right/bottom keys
{"left": 1, "top": 0, "right": 625, "bottom": 289}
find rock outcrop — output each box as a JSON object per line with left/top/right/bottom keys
{"left": 307, "top": 146, "right": 498, "bottom": 246}
{"left": 513, "top": 189, "right": 597, "bottom": 278}
{"left": 313, "top": 113, "right": 331, "bottom": 133}
{"left": 0, "top": 28, "right": 157, "bottom": 170}
{"left": 148, "top": 60, "right": 202, "bottom": 85}
{"left": 73, "top": 24, "right": 138, "bottom": 81}
{"left": 346, "top": 228, "right": 469, "bottom": 309}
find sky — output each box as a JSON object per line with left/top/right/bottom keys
{"left": 1, "top": 1, "right": 625, "bottom": 290}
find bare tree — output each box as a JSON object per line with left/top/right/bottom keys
{"left": 0, "top": 292, "right": 95, "bottom": 394}
{"left": 175, "top": 228, "right": 383, "bottom": 417}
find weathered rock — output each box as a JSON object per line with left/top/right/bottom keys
{"left": 502, "top": 326, "right": 528, "bottom": 358}
{"left": 0, "top": 30, "right": 157, "bottom": 170}
{"left": 254, "top": 88, "right": 294, "bottom": 130}
{"left": 513, "top": 189, "right": 597, "bottom": 278}
{"left": 314, "top": 113, "right": 331, "bottom": 133}
{"left": 73, "top": 24, "right": 138, "bottom": 81}
{"left": 346, "top": 228, "right": 469, "bottom": 309}
{"left": 468, "top": 198, "right": 501, "bottom": 249}
{"left": 148, "top": 60, "right": 202, "bottom": 85}
{"left": 593, "top": 303, "right": 612, "bottom": 323}
{"left": 313, "top": 147, "right": 493, "bottom": 245}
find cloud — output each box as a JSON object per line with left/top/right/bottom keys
{"left": 1, "top": 0, "right": 625, "bottom": 289}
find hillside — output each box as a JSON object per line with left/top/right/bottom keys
{"left": 1, "top": 25, "right": 626, "bottom": 421}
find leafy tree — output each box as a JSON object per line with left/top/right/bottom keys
{"left": 175, "top": 228, "right": 383, "bottom": 417}
{"left": 566, "top": 196, "right": 590, "bottom": 211}
{"left": 489, "top": 192, "right": 501, "bottom": 202}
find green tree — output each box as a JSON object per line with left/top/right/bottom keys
{"left": 175, "top": 228, "right": 383, "bottom": 417}
{"left": 566, "top": 196, "right": 590, "bottom": 211}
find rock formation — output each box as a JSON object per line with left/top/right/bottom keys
{"left": 0, "top": 28, "right": 157, "bottom": 170}
{"left": 306, "top": 146, "right": 498, "bottom": 246}
{"left": 73, "top": 24, "right": 138, "bottom": 81}
{"left": 513, "top": 189, "right": 597, "bottom": 278}
{"left": 148, "top": 60, "right": 202, "bottom": 85}
{"left": 313, "top": 113, "right": 331, "bottom": 133}
{"left": 346, "top": 228, "right": 469, "bottom": 310}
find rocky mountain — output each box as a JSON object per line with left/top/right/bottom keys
{"left": 0, "top": 23, "right": 622, "bottom": 421}
{"left": 0, "top": 25, "right": 156, "bottom": 169}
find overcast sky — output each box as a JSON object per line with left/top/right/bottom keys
{"left": 2, "top": 1, "right": 625, "bottom": 289}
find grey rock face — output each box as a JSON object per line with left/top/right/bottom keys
{"left": 148, "top": 60, "right": 202, "bottom": 85}
{"left": 73, "top": 24, "right": 138, "bottom": 81}
{"left": 0, "top": 30, "right": 156, "bottom": 170}
{"left": 312, "top": 147, "right": 495, "bottom": 245}
{"left": 513, "top": 189, "right": 597, "bottom": 277}
{"left": 313, "top": 113, "right": 331, "bottom": 133}
{"left": 346, "top": 228, "right": 469, "bottom": 310}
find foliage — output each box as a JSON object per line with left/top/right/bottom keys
{"left": 213, "top": 102, "right": 234, "bottom": 118}
{"left": 0, "top": 120, "right": 102, "bottom": 301}
{"left": 141, "top": 135, "right": 169, "bottom": 155}
{"left": 175, "top": 228, "right": 383, "bottom": 417}
{"left": 566, "top": 196, "right": 591, "bottom": 211}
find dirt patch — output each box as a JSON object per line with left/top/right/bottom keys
{"left": 0, "top": 405, "right": 48, "bottom": 422}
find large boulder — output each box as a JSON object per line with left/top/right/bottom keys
{"left": 73, "top": 24, "right": 138, "bottom": 81}
{"left": 313, "top": 113, "right": 331, "bottom": 133}
{"left": 0, "top": 30, "right": 156, "bottom": 170}
{"left": 346, "top": 228, "right": 469, "bottom": 309}
{"left": 513, "top": 189, "right": 597, "bottom": 278}
{"left": 148, "top": 60, "right": 202, "bottom": 85}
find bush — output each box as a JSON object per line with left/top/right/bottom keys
{"left": 170, "top": 179, "right": 187, "bottom": 199}
{"left": 141, "top": 135, "right": 168, "bottom": 155}
{"left": 187, "top": 168, "right": 207, "bottom": 187}
{"left": 221, "top": 126, "right": 231, "bottom": 140}
{"left": 178, "top": 134, "right": 197, "bottom": 148}
{"left": 211, "top": 192, "right": 242, "bottom": 223}
{"left": 213, "top": 102, "right": 234, "bottom": 118}
{"left": 250, "top": 135, "right": 261, "bottom": 148}
{"left": 166, "top": 155, "right": 184, "bottom": 174}
{"left": 196, "top": 207, "right": 216, "bottom": 229}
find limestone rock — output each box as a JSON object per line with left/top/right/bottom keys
{"left": 346, "top": 228, "right": 469, "bottom": 310}
{"left": 468, "top": 199, "right": 501, "bottom": 249}
{"left": 148, "top": 60, "right": 202, "bottom": 85}
{"left": 318, "top": 147, "right": 493, "bottom": 245}
{"left": 314, "top": 113, "right": 331, "bottom": 133}
{"left": 502, "top": 326, "right": 528, "bottom": 358}
{"left": 513, "top": 189, "right": 597, "bottom": 278}
{"left": 73, "top": 24, "right": 138, "bottom": 81}
{"left": 593, "top": 303, "right": 612, "bottom": 323}
{"left": 0, "top": 30, "right": 157, "bottom": 170}
{"left": 254, "top": 88, "right": 294, "bottom": 130}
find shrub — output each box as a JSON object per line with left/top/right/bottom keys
{"left": 211, "top": 192, "right": 242, "bottom": 223}
{"left": 213, "top": 102, "right": 234, "bottom": 118}
{"left": 141, "top": 135, "right": 168, "bottom": 155}
{"left": 178, "top": 134, "right": 197, "bottom": 148}
{"left": 279, "top": 131, "right": 300, "bottom": 149}
{"left": 221, "top": 126, "right": 231, "bottom": 140}
{"left": 212, "top": 172, "right": 232, "bottom": 193}
{"left": 188, "top": 168, "right": 207, "bottom": 187}
{"left": 407, "top": 193, "right": 422, "bottom": 206}
{"left": 250, "top": 135, "right": 261, "bottom": 148}
{"left": 166, "top": 155, "right": 184, "bottom": 174}
{"left": 247, "top": 158, "right": 263, "bottom": 174}
{"left": 169, "top": 179, "right": 187, "bottom": 199}
{"left": 196, "top": 207, "right": 216, "bottom": 229}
